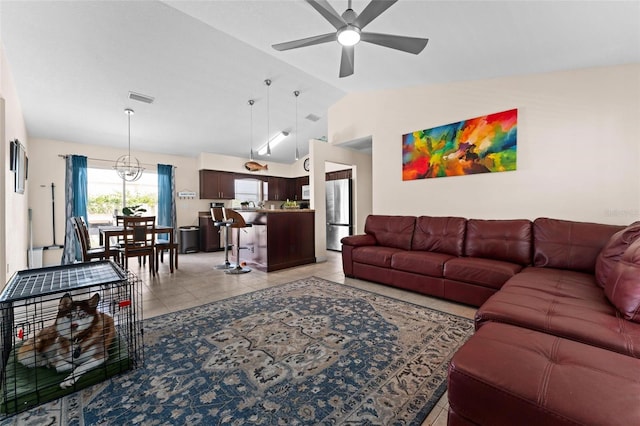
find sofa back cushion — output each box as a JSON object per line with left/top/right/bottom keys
{"left": 533, "top": 218, "right": 624, "bottom": 273}
{"left": 595, "top": 222, "right": 640, "bottom": 287}
{"left": 465, "top": 219, "right": 532, "bottom": 265}
{"left": 364, "top": 215, "right": 416, "bottom": 250}
{"left": 412, "top": 216, "right": 466, "bottom": 256}
{"left": 605, "top": 238, "right": 640, "bottom": 323}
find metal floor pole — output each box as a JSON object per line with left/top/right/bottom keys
{"left": 225, "top": 227, "right": 251, "bottom": 274}
{"left": 214, "top": 222, "right": 235, "bottom": 270}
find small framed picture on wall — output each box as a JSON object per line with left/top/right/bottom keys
{"left": 10, "top": 139, "right": 27, "bottom": 194}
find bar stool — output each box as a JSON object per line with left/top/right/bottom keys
{"left": 224, "top": 208, "right": 252, "bottom": 274}
{"left": 211, "top": 207, "right": 235, "bottom": 270}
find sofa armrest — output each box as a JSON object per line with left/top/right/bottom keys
{"left": 341, "top": 234, "right": 377, "bottom": 247}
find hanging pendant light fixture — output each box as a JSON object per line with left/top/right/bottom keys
{"left": 248, "top": 99, "right": 255, "bottom": 161}
{"left": 265, "top": 79, "right": 272, "bottom": 156}
{"left": 114, "top": 108, "right": 144, "bottom": 181}
{"left": 294, "top": 90, "right": 300, "bottom": 161}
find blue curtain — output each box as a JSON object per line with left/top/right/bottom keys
{"left": 157, "top": 164, "right": 176, "bottom": 241}
{"left": 61, "top": 155, "right": 88, "bottom": 263}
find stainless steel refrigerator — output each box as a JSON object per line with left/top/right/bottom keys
{"left": 326, "top": 178, "right": 353, "bottom": 251}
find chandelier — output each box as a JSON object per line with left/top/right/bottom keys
{"left": 114, "top": 108, "right": 144, "bottom": 181}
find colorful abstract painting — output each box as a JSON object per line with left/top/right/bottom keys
{"left": 402, "top": 109, "right": 517, "bottom": 180}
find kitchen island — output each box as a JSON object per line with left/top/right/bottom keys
{"left": 231, "top": 209, "right": 315, "bottom": 272}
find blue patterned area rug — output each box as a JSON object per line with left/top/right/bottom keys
{"left": 2, "top": 277, "right": 474, "bottom": 425}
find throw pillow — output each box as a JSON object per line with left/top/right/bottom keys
{"left": 595, "top": 222, "right": 640, "bottom": 288}
{"left": 605, "top": 238, "right": 640, "bottom": 323}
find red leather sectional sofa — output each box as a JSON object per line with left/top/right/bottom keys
{"left": 341, "top": 215, "right": 640, "bottom": 425}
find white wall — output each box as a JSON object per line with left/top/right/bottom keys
{"left": 328, "top": 64, "right": 640, "bottom": 226}
{"left": 1, "top": 43, "right": 29, "bottom": 282}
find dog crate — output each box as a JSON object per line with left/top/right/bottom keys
{"left": 0, "top": 260, "right": 143, "bottom": 416}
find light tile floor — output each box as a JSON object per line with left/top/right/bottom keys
{"left": 133, "top": 250, "right": 477, "bottom": 426}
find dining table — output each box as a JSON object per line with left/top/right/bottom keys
{"left": 99, "top": 225, "right": 177, "bottom": 273}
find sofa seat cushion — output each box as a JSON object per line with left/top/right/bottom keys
{"left": 352, "top": 246, "right": 404, "bottom": 268}
{"left": 444, "top": 257, "right": 522, "bottom": 289}
{"left": 476, "top": 267, "right": 640, "bottom": 358}
{"left": 391, "top": 251, "right": 455, "bottom": 277}
{"left": 448, "top": 322, "right": 640, "bottom": 426}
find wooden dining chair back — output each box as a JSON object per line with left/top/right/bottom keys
{"left": 72, "top": 216, "right": 113, "bottom": 261}
{"left": 120, "top": 216, "right": 156, "bottom": 276}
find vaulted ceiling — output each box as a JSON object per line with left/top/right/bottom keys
{"left": 2, "top": 1, "right": 638, "bottom": 164}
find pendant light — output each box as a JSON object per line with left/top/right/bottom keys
{"left": 114, "top": 108, "right": 144, "bottom": 181}
{"left": 248, "top": 99, "right": 255, "bottom": 161}
{"left": 294, "top": 90, "right": 300, "bottom": 161}
{"left": 265, "top": 79, "right": 272, "bottom": 156}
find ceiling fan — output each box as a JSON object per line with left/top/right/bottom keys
{"left": 272, "top": 0, "right": 428, "bottom": 78}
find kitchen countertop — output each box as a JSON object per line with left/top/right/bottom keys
{"left": 238, "top": 208, "right": 314, "bottom": 213}
{"left": 199, "top": 209, "right": 314, "bottom": 217}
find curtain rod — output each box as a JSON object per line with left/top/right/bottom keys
{"left": 58, "top": 154, "right": 176, "bottom": 168}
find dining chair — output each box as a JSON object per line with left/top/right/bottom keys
{"left": 155, "top": 231, "right": 178, "bottom": 273}
{"left": 72, "top": 216, "right": 117, "bottom": 262}
{"left": 119, "top": 216, "right": 156, "bottom": 276}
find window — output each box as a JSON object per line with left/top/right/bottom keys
{"left": 86, "top": 166, "right": 157, "bottom": 245}
{"left": 234, "top": 178, "right": 265, "bottom": 203}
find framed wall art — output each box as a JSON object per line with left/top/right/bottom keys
{"left": 10, "top": 139, "right": 27, "bottom": 194}
{"left": 402, "top": 109, "right": 517, "bottom": 181}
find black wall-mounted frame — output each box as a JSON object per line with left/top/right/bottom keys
{"left": 10, "top": 139, "right": 27, "bottom": 194}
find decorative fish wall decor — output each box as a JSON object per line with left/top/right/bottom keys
{"left": 244, "top": 161, "right": 268, "bottom": 172}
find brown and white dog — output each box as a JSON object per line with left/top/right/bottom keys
{"left": 17, "top": 293, "right": 115, "bottom": 389}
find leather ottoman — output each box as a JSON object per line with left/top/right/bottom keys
{"left": 447, "top": 323, "right": 640, "bottom": 425}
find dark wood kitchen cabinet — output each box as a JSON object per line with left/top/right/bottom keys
{"left": 198, "top": 213, "right": 222, "bottom": 252}
{"left": 293, "top": 176, "right": 309, "bottom": 200}
{"left": 267, "top": 176, "right": 289, "bottom": 201}
{"left": 325, "top": 169, "right": 352, "bottom": 181}
{"left": 200, "top": 170, "right": 235, "bottom": 199}
{"left": 233, "top": 210, "right": 315, "bottom": 272}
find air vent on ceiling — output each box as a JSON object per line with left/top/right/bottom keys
{"left": 305, "top": 113, "right": 321, "bottom": 122}
{"left": 128, "top": 91, "right": 155, "bottom": 104}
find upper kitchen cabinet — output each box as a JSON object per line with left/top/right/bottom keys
{"left": 200, "top": 170, "right": 236, "bottom": 199}
{"left": 266, "top": 176, "right": 290, "bottom": 201}
{"left": 294, "top": 176, "right": 309, "bottom": 201}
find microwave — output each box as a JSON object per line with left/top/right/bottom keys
{"left": 301, "top": 185, "right": 310, "bottom": 200}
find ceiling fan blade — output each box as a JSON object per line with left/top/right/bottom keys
{"left": 360, "top": 32, "right": 429, "bottom": 54}
{"left": 305, "top": 0, "right": 346, "bottom": 30}
{"left": 272, "top": 33, "right": 337, "bottom": 51}
{"left": 339, "top": 45, "right": 355, "bottom": 78}
{"left": 354, "top": 0, "right": 398, "bottom": 29}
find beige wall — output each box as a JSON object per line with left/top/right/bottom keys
{"left": 198, "top": 152, "right": 309, "bottom": 178}
{"left": 1, "top": 43, "right": 29, "bottom": 282}
{"left": 28, "top": 140, "right": 315, "bottom": 265}
{"left": 28, "top": 138, "right": 205, "bottom": 265}
{"left": 328, "top": 64, "right": 640, "bottom": 226}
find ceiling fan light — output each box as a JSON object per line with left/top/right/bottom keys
{"left": 338, "top": 26, "right": 360, "bottom": 46}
